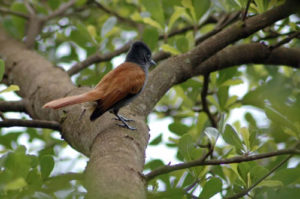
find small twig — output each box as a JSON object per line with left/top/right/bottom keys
{"left": 226, "top": 154, "right": 293, "bottom": 199}
{"left": 67, "top": 17, "right": 218, "bottom": 75}
{"left": 0, "top": 7, "right": 29, "bottom": 19}
{"left": 258, "top": 31, "right": 295, "bottom": 41}
{"left": 145, "top": 147, "right": 214, "bottom": 181}
{"left": 270, "top": 31, "right": 300, "bottom": 50}
{"left": 44, "top": 0, "right": 77, "bottom": 21}
{"left": 144, "top": 148, "right": 299, "bottom": 181}
{"left": 0, "top": 119, "right": 61, "bottom": 131}
{"left": 93, "top": 1, "right": 137, "bottom": 27}
{"left": 242, "top": 0, "right": 252, "bottom": 21}
{"left": 0, "top": 100, "right": 27, "bottom": 113}
{"left": 67, "top": 41, "right": 132, "bottom": 75}
{"left": 201, "top": 73, "right": 217, "bottom": 128}
{"left": 196, "top": 11, "right": 240, "bottom": 45}
{"left": 0, "top": 111, "right": 6, "bottom": 120}
{"left": 184, "top": 178, "right": 201, "bottom": 192}
{"left": 24, "top": 0, "right": 35, "bottom": 16}
{"left": 159, "top": 16, "right": 218, "bottom": 40}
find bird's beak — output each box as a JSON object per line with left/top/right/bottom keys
{"left": 150, "top": 59, "right": 156, "bottom": 66}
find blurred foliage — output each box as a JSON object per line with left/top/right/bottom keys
{"left": 0, "top": 0, "right": 299, "bottom": 198}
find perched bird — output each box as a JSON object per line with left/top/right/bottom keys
{"left": 43, "top": 41, "right": 156, "bottom": 130}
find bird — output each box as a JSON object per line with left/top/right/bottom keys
{"left": 43, "top": 41, "right": 156, "bottom": 130}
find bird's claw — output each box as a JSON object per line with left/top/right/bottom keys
{"left": 116, "top": 123, "right": 136, "bottom": 130}
{"left": 113, "top": 115, "right": 133, "bottom": 122}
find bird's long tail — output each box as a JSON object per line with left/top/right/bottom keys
{"left": 43, "top": 92, "right": 99, "bottom": 109}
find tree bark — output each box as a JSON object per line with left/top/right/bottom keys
{"left": 0, "top": 27, "right": 149, "bottom": 199}
{"left": 0, "top": 0, "right": 299, "bottom": 198}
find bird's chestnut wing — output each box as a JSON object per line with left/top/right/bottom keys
{"left": 94, "top": 62, "right": 146, "bottom": 112}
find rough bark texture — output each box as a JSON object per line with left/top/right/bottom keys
{"left": 0, "top": 0, "right": 299, "bottom": 198}
{"left": 0, "top": 28, "right": 149, "bottom": 199}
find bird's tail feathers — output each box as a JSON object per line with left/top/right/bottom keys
{"left": 43, "top": 93, "right": 98, "bottom": 109}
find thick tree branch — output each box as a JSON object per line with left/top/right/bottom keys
{"left": 0, "top": 7, "right": 29, "bottom": 19}
{"left": 0, "top": 25, "right": 149, "bottom": 199}
{"left": 0, "top": 119, "right": 61, "bottom": 131}
{"left": 196, "top": 11, "right": 240, "bottom": 45}
{"left": 136, "top": 0, "right": 300, "bottom": 116}
{"left": 226, "top": 154, "right": 293, "bottom": 199}
{"left": 198, "top": 43, "right": 300, "bottom": 74}
{"left": 145, "top": 148, "right": 299, "bottom": 181}
{"left": 0, "top": 100, "right": 27, "bottom": 113}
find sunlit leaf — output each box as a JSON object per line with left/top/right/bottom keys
{"left": 222, "top": 124, "right": 244, "bottom": 153}
{"left": 199, "top": 177, "right": 222, "bottom": 198}
{"left": 40, "top": 155, "right": 55, "bottom": 179}
{"left": 161, "top": 44, "right": 181, "bottom": 55}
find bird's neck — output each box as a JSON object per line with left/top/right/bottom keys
{"left": 125, "top": 58, "right": 149, "bottom": 73}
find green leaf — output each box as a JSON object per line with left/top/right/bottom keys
{"left": 176, "top": 36, "right": 189, "bottom": 53}
{"left": 141, "top": 0, "right": 165, "bottom": 26}
{"left": 272, "top": 168, "right": 300, "bottom": 185}
{"left": 221, "top": 78, "right": 243, "bottom": 87}
{"left": 101, "top": 17, "right": 117, "bottom": 37}
{"left": 143, "top": 18, "right": 163, "bottom": 30}
{"left": 169, "top": 122, "right": 189, "bottom": 136}
{"left": 70, "top": 22, "right": 95, "bottom": 48}
{"left": 40, "top": 155, "right": 55, "bottom": 179}
{"left": 142, "top": 27, "right": 159, "bottom": 50}
{"left": 0, "top": 85, "right": 20, "bottom": 94}
{"left": 222, "top": 124, "right": 244, "bottom": 152}
{"left": 178, "top": 134, "right": 194, "bottom": 161}
{"left": 4, "top": 177, "right": 27, "bottom": 191}
{"left": 10, "top": 2, "right": 27, "bottom": 38}
{"left": 161, "top": 44, "right": 181, "bottom": 55}
{"left": 258, "top": 180, "right": 283, "bottom": 187}
{"left": 4, "top": 146, "right": 31, "bottom": 178}
{"left": 181, "top": 0, "right": 196, "bottom": 22}
{"left": 204, "top": 127, "right": 219, "bottom": 146}
{"left": 199, "top": 177, "right": 222, "bottom": 198}
{"left": 249, "top": 165, "right": 268, "bottom": 184}
{"left": 48, "top": 0, "right": 61, "bottom": 10}
{"left": 240, "top": 127, "right": 250, "bottom": 151}
{"left": 168, "top": 6, "right": 186, "bottom": 30}
{"left": 192, "top": 0, "right": 211, "bottom": 20}
{"left": 149, "top": 134, "right": 162, "bottom": 145}
{"left": 0, "top": 59, "right": 4, "bottom": 82}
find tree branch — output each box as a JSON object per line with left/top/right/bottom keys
{"left": 67, "top": 41, "right": 132, "bottom": 76}
{"left": 242, "top": 0, "right": 252, "bottom": 21}
{"left": 196, "top": 11, "right": 240, "bottom": 45}
{"left": 0, "top": 7, "right": 29, "bottom": 19}
{"left": 43, "top": 0, "right": 77, "bottom": 21}
{"left": 0, "top": 119, "right": 61, "bottom": 131}
{"left": 198, "top": 43, "right": 300, "bottom": 75}
{"left": 137, "top": 0, "right": 300, "bottom": 116}
{"left": 144, "top": 148, "right": 299, "bottom": 181}
{"left": 0, "top": 100, "right": 27, "bottom": 113}
{"left": 93, "top": 1, "right": 137, "bottom": 27}
{"left": 270, "top": 31, "right": 300, "bottom": 49}
{"left": 226, "top": 154, "right": 293, "bottom": 199}
{"left": 201, "top": 73, "right": 217, "bottom": 128}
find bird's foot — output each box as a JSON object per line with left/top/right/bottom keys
{"left": 113, "top": 115, "right": 133, "bottom": 122}
{"left": 116, "top": 123, "right": 136, "bottom": 131}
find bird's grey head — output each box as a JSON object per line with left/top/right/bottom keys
{"left": 125, "top": 41, "right": 156, "bottom": 70}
